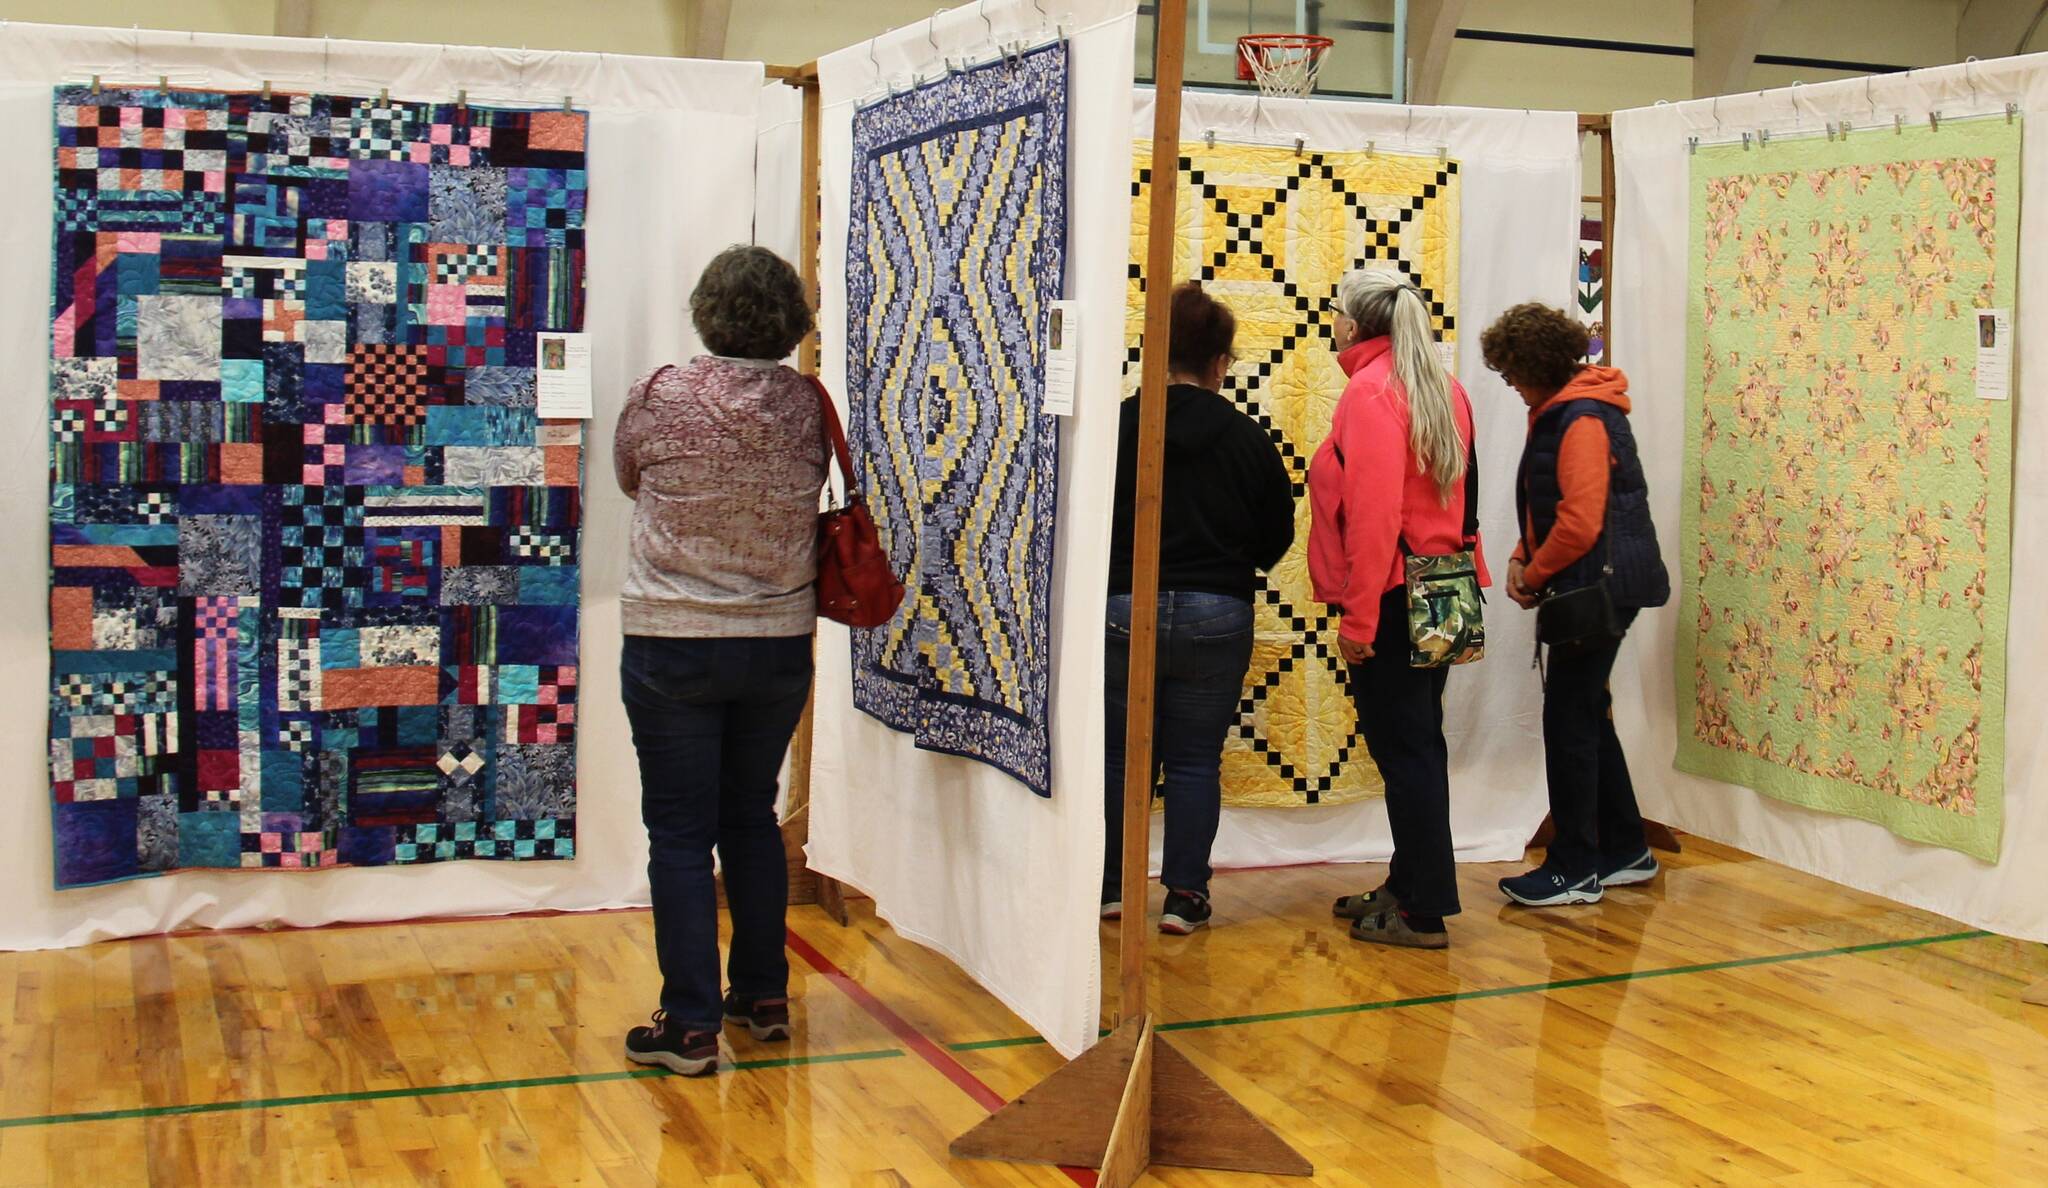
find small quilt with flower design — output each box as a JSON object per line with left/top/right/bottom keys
{"left": 1677, "top": 121, "right": 2019, "bottom": 859}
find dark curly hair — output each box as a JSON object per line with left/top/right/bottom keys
{"left": 1479, "top": 302, "right": 1590, "bottom": 393}
{"left": 690, "top": 245, "right": 814, "bottom": 361}
{"left": 1167, "top": 281, "right": 1236, "bottom": 376}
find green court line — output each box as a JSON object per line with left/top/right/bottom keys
{"left": 0, "top": 1048, "right": 904, "bottom": 1131}
{"left": 947, "top": 928, "right": 1993, "bottom": 1052}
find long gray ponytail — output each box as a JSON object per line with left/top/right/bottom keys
{"left": 1336, "top": 268, "right": 1464, "bottom": 501}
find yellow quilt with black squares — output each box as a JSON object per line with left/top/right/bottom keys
{"left": 1126, "top": 141, "right": 1461, "bottom": 809}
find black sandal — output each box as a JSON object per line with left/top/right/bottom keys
{"left": 1332, "top": 887, "right": 1397, "bottom": 921}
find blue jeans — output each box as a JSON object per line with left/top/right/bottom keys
{"left": 1103, "top": 592, "right": 1255, "bottom": 900}
{"left": 620, "top": 634, "right": 812, "bottom": 1032}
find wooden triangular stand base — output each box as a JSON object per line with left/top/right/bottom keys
{"left": 2021, "top": 980, "right": 2048, "bottom": 1007}
{"left": 951, "top": 1016, "right": 1312, "bottom": 1185}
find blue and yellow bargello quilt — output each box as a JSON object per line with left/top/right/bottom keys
{"left": 47, "top": 87, "right": 586, "bottom": 887}
{"left": 844, "top": 45, "right": 1068, "bottom": 796}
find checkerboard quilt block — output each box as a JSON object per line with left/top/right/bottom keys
{"left": 843, "top": 46, "right": 1068, "bottom": 797}
{"left": 1676, "top": 123, "right": 2018, "bottom": 859}
{"left": 47, "top": 87, "right": 586, "bottom": 887}
{"left": 1126, "top": 142, "right": 1461, "bottom": 808}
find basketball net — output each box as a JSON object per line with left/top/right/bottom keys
{"left": 1238, "top": 34, "right": 1332, "bottom": 100}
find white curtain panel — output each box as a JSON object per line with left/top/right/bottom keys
{"left": 1611, "top": 52, "right": 2048, "bottom": 941}
{"left": 754, "top": 78, "right": 804, "bottom": 262}
{"left": 1127, "top": 88, "right": 1583, "bottom": 871}
{"left": 0, "top": 23, "right": 763, "bottom": 950}
{"left": 810, "top": 0, "right": 1138, "bottom": 1059}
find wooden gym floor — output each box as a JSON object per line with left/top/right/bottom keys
{"left": 5, "top": 835, "right": 2048, "bottom": 1186}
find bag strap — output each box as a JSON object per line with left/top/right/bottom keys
{"left": 1397, "top": 407, "right": 1481, "bottom": 558}
{"left": 810, "top": 375, "right": 857, "bottom": 508}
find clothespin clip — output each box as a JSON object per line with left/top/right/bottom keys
{"left": 261, "top": 79, "right": 272, "bottom": 100}
{"left": 1758, "top": 127, "right": 1771, "bottom": 147}
{"left": 1839, "top": 118, "right": 1853, "bottom": 137}
{"left": 1894, "top": 113, "right": 1904, "bottom": 134}
{"left": 378, "top": 86, "right": 389, "bottom": 106}
{"left": 1204, "top": 128, "right": 1215, "bottom": 149}
{"left": 1364, "top": 139, "right": 1375, "bottom": 156}
{"left": 1436, "top": 143, "right": 1447, "bottom": 163}
{"left": 2007, "top": 102, "right": 2019, "bottom": 123}
{"left": 1928, "top": 109, "right": 1940, "bottom": 131}
{"left": 1824, "top": 120, "right": 1836, "bottom": 141}
{"left": 1741, "top": 130, "right": 1752, "bottom": 150}
{"left": 1686, "top": 135, "right": 1698, "bottom": 155}
{"left": 1293, "top": 134, "right": 1305, "bottom": 156}
{"left": 456, "top": 88, "right": 468, "bottom": 113}
{"left": 89, "top": 74, "right": 101, "bottom": 96}
{"left": 158, "top": 74, "right": 168, "bottom": 92}
{"left": 561, "top": 94, "right": 573, "bottom": 113}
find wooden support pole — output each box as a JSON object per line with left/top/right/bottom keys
{"left": 1597, "top": 121, "right": 1615, "bottom": 367}
{"left": 1118, "top": 0, "right": 1190, "bottom": 1027}
{"left": 775, "top": 64, "right": 849, "bottom": 920}
{"left": 952, "top": 9, "right": 1307, "bottom": 1179}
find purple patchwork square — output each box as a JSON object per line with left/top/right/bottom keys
{"left": 348, "top": 159, "right": 430, "bottom": 223}
{"left": 343, "top": 445, "right": 407, "bottom": 484}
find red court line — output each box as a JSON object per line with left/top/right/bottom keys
{"left": 786, "top": 925, "right": 1097, "bottom": 1188}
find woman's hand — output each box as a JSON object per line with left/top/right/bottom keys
{"left": 1338, "top": 636, "right": 1374, "bottom": 665}
{"left": 1507, "top": 559, "right": 1539, "bottom": 610}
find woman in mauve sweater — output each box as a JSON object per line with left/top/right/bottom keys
{"left": 1308, "top": 268, "right": 1488, "bottom": 950}
{"left": 614, "top": 245, "right": 827, "bottom": 1078}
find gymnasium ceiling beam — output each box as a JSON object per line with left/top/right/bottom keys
{"left": 691, "top": 0, "right": 734, "bottom": 58}
{"left": 1692, "top": 0, "right": 1782, "bottom": 98}
{"left": 1405, "top": 0, "right": 1469, "bottom": 106}
{"left": 1958, "top": 0, "right": 2048, "bottom": 59}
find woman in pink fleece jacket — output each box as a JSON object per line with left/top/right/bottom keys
{"left": 1308, "top": 269, "right": 1487, "bottom": 950}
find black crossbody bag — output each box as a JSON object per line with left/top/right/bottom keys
{"left": 1529, "top": 509, "right": 1623, "bottom": 662}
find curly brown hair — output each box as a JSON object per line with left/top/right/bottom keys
{"left": 1479, "top": 303, "right": 1589, "bottom": 393}
{"left": 691, "top": 245, "right": 814, "bottom": 361}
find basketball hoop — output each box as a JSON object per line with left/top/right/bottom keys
{"left": 1236, "top": 33, "right": 1334, "bottom": 99}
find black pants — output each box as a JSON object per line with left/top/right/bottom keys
{"left": 1347, "top": 587, "right": 1459, "bottom": 919}
{"left": 620, "top": 634, "right": 812, "bottom": 1031}
{"left": 1540, "top": 612, "right": 1647, "bottom": 881}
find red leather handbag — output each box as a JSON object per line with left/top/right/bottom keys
{"left": 811, "top": 377, "right": 905, "bottom": 628}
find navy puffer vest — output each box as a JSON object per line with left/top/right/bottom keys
{"left": 1515, "top": 399, "right": 1670, "bottom": 609}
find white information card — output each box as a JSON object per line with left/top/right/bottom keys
{"left": 1975, "top": 308, "right": 2012, "bottom": 401}
{"left": 1043, "top": 301, "right": 1079, "bottom": 416}
{"left": 535, "top": 331, "right": 594, "bottom": 418}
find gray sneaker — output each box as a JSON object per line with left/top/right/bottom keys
{"left": 1599, "top": 850, "right": 1660, "bottom": 887}
{"left": 1348, "top": 908, "right": 1449, "bottom": 950}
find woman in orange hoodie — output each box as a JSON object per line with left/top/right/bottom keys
{"left": 1481, "top": 304, "right": 1670, "bottom": 908}
{"left": 1308, "top": 269, "right": 1487, "bottom": 950}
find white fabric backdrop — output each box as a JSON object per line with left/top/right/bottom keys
{"left": 1127, "top": 89, "right": 1583, "bottom": 871}
{"left": 754, "top": 79, "right": 804, "bottom": 262}
{"left": 1612, "top": 53, "right": 2048, "bottom": 941}
{"left": 0, "top": 23, "right": 762, "bottom": 950}
{"left": 808, "top": 0, "right": 1136, "bottom": 1059}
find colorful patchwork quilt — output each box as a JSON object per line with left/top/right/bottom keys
{"left": 843, "top": 46, "right": 1068, "bottom": 796}
{"left": 1677, "top": 122, "right": 2018, "bottom": 860}
{"left": 1126, "top": 142, "right": 1460, "bottom": 808}
{"left": 47, "top": 87, "right": 586, "bottom": 887}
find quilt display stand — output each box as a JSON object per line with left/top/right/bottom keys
{"left": 765, "top": 60, "right": 848, "bottom": 921}
{"left": 1522, "top": 113, "right": 1682, "bottom": 862}
{"left": 949, "top": 5, "right": 1309, "bottom": 1181}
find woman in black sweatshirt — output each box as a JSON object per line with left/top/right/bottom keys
{"left": 1104, "top": 282, "right": 1296, "bottom": 934}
